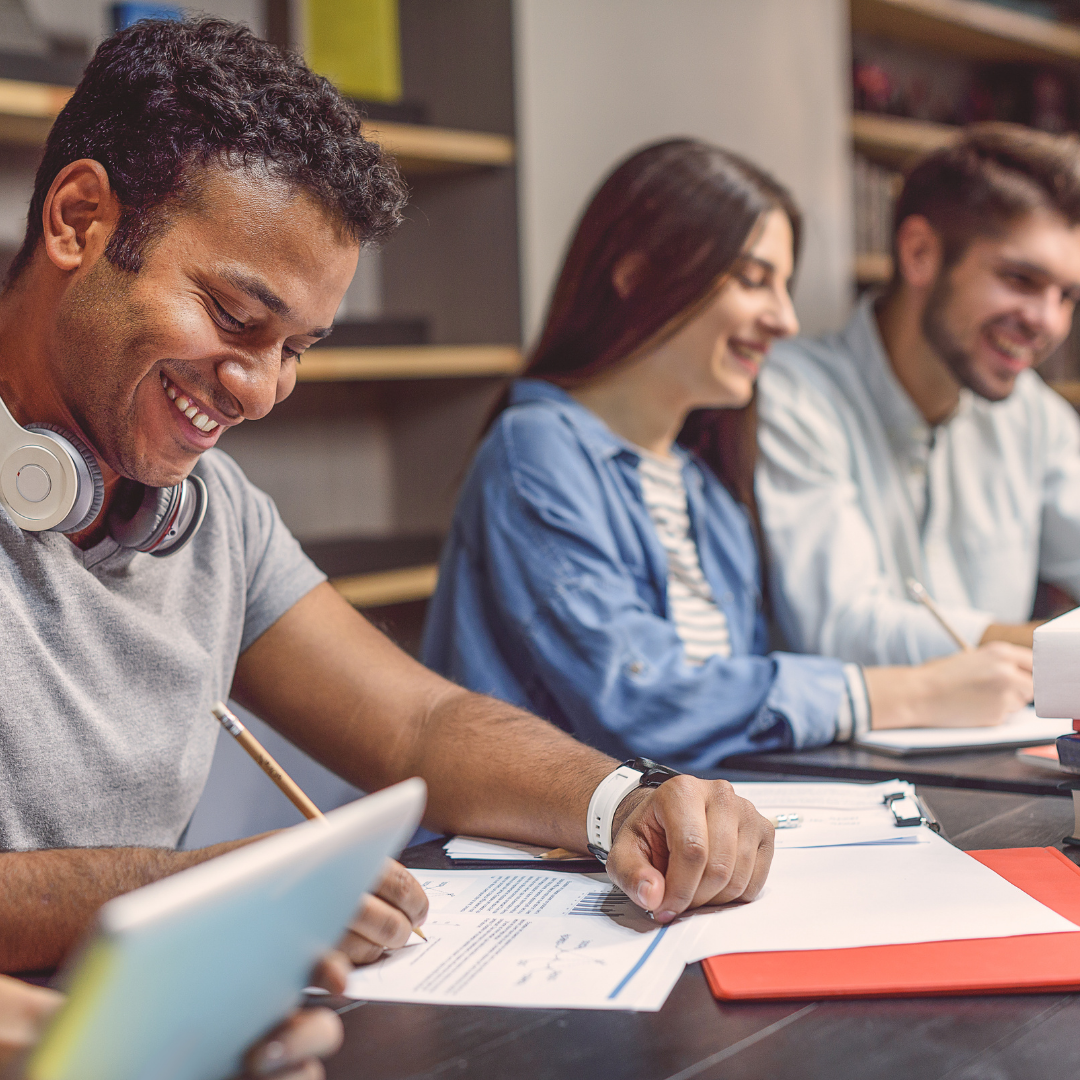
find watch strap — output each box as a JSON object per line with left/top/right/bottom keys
{"left": 586, "top": 758, "right": 680, "bottom": 863}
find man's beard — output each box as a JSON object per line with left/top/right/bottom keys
{"left": 921, "top": 272, "right": 1047, "bottom": 403}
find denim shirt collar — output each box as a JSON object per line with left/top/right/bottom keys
{"left": 508, "top": 378, "right": 693, "bottom": 468}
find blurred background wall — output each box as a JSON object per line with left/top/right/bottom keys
{"left": 512, "top": 0, "right": 854, "bottom": 343}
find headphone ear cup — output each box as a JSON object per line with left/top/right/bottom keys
{"left": 108, "top": 475, "right": 207, "bottom": 557}
{"left": 25, "top": 424, "right": 104, "bottom": 533}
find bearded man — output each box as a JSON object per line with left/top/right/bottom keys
{"left": 757, "top": 125, "right": 1080, "bottom": 664}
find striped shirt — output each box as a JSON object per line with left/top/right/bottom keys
{"left": 637, "top": 451, "right": 732, "bottom": 664}
{"left": 637, "top": 448, "right": 869, "bottom": 740}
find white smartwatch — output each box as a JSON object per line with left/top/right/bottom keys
{"left": 586, "top": 757, "right": 681, "bottom": 863}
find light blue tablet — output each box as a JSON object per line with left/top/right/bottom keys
{"left": 28, "top": 777, "right": 426, "bottom": 1080}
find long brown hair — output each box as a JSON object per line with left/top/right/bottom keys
{"left": 502, "top": 138, "right": 800, "bottom": 514}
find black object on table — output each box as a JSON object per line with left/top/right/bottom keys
{"left": 719, "top": 743, "right": 1068, "bottom": 798}
{"left": 321, "top": 787, "right": 1080, "bottom": 1080}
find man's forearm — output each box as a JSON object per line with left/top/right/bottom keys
{"left": 383, "top": 687, "right": 616, "bottom": 852}
{"left": 0, "top": 842, "right": 246, "bottom": 972}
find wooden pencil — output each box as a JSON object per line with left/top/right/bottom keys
{"left": 210, "top": 701, "right": 427, "bottom": 941}
{"left": 905, "top": 578, "right": 973, "bottom": 652}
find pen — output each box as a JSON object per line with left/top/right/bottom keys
{"left": 210, "top": 701, "right": 427, "bottom": 941}
{"left": 905, "top": 578, "right": 972, "bottom": 653}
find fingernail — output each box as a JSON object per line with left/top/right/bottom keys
{"left": 636, "top": 882, "right": 651, "bottom": 907}
{"left": 656, "top": 910, "right": 676, "bottom": 924}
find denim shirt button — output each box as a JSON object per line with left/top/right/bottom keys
{"left": 627, "top": 660, "right": 645, "bottom": 676}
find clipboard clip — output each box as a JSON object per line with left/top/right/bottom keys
{"left": 883, "top": 791, "right": 940, "bottom": 832}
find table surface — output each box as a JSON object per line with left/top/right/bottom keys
{"left": 721, "top": 743, "right": 1071, "bottom": 798}
{"left": 323, "top": 787, "right": 1080, "bottom": 1080}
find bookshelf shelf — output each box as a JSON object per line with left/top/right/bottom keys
{"left": 852, "top": 0, "right": 1080, "bottom": 65}
{"left": 0, "top": 77, "right": 516, "bottom": 174}
{"left": 855, "top": 251, "right": 894, "bottom": 285}
{"left": 852, "top": 111, "right": 957, "bottom": 166}
{"left": 331, "top": 563, "right": 438, "bottom": 608}
{"left": 296, "top": 344, "right": 522, "bottom": 382}
{"left": 0, "top": 77, "right": 72, "bottom": 144}
{"left": 362, "top": 120, "right": 515, "bottom": 173}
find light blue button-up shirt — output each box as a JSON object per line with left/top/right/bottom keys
{"left": 421, "top": 379, "right": 847, "bottom": 770}
{"left": 757, "top": 296, "right": 1080, "bottom": 664}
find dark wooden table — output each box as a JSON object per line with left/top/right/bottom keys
{"left": 323, "top": 788, "right": 1080, "bottom": 1080}
{"left": 721, "top": 744, "right": 1070, "bottom": 797}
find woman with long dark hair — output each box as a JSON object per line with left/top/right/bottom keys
{"left": 421, "top": 140, "right": 1033, "bottom": 769}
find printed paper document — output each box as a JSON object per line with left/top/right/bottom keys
{"left": 344, "top": 869, "right": 690, "bottom": 1011}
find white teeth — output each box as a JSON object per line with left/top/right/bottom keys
{"left": 165, "top": 377, "right": 217, "bottom": 432}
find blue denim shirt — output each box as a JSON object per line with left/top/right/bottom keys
{"left": 422, "top": 379, "right": 846, "bottom": 770}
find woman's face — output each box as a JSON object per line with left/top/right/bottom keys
{"left": 660, "top": 208, "right": 798, "bottom": 410}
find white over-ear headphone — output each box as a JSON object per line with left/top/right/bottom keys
{"left": 0, "top": 391, "right": 207, "bottom": 556}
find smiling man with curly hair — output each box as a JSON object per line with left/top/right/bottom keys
{"left": 0, "top": 20, "right": 775, "bottom": 1075}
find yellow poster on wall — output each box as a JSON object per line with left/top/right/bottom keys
{"left": 306, "top": 0, "right": 402, "bottom": 103}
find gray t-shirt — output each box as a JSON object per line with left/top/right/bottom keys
{"left": 0, "top": 449, "right": 326, "bottom": 851}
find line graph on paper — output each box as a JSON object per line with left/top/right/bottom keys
{"left": 514, "top": 932, "right": 609, "bottom": 985}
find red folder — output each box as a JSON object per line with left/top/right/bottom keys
{"left": 702, "top": 847, "right": 1080, "bottom": 1000}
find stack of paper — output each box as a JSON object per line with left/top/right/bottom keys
{"left": 344, "top": 782, "right": 1079, "bottom": 1012}
{"left": 443, "top": 836, "right": 592, "bottom": 862}
{"left": 729, "top": 780, "right": 929, "bottom": 848}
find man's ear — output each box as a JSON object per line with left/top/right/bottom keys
{"left": 41, "top": 159, "right": 120, "bottom": 273}
{"left": 894, "top": 214, "right": 943, "bottom": 292}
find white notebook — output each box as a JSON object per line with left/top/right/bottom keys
{"left": 853, "top": 707, "right": 1072, "bottom": 756}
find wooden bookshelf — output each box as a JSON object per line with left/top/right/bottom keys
{"left": 852, "top": 0, "right": 1080, "bottom": 65}
{"left": 331, "top": 563, "right": 438, "bottom": 608}
{"left": 0, "top": 77, "right": 72, "bottom": 144}
{"left": 362, "top": 120, "right": 514, "bottom": 173}
{"left": 855, "top": 251, "right": 894, "bottom": 285}
{"left": 852, "top": 111, "right": 958, "bottom": 166}
{"left": 296, "top": 344, "right": 522, "bottom": 382}
{"left": 0, "top": 77, "right": 515, "bottom": 174}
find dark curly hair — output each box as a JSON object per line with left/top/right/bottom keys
{"left": 6, "top": 16, "right": 407, "bottom": 286}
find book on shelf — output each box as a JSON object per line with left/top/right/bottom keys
{"left": 854, "top": 153, "right": 903, "bottom": 280}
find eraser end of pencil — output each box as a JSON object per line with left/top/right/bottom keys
{"left": 210, "top": 701, "right": 229, "bottom": 721}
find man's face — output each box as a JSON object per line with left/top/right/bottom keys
{"left": 921, "top": 209, "right": 1080, "bottom": 402}
{"left": 49, "top": 165, "right": 359, "bottom": 487}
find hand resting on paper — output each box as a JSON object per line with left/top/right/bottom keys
{"left": 864, "top": 642, "right": 1033, "bottom": 730}
{"left": 337, "top": 859, "right": 429, "bottom": 966}
{"left": 604, "top": 776, "right": 775, "bottom": 925}
{"left": 0, "top": 963, "right": 345, "bottom": 1080}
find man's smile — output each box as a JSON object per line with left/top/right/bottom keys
{"left": 160, "top": 373, "right": 232, "bottom": 446}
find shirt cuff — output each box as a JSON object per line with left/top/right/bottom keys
{"left": 835, "top": 664, "right": 871, "bottom": 742}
